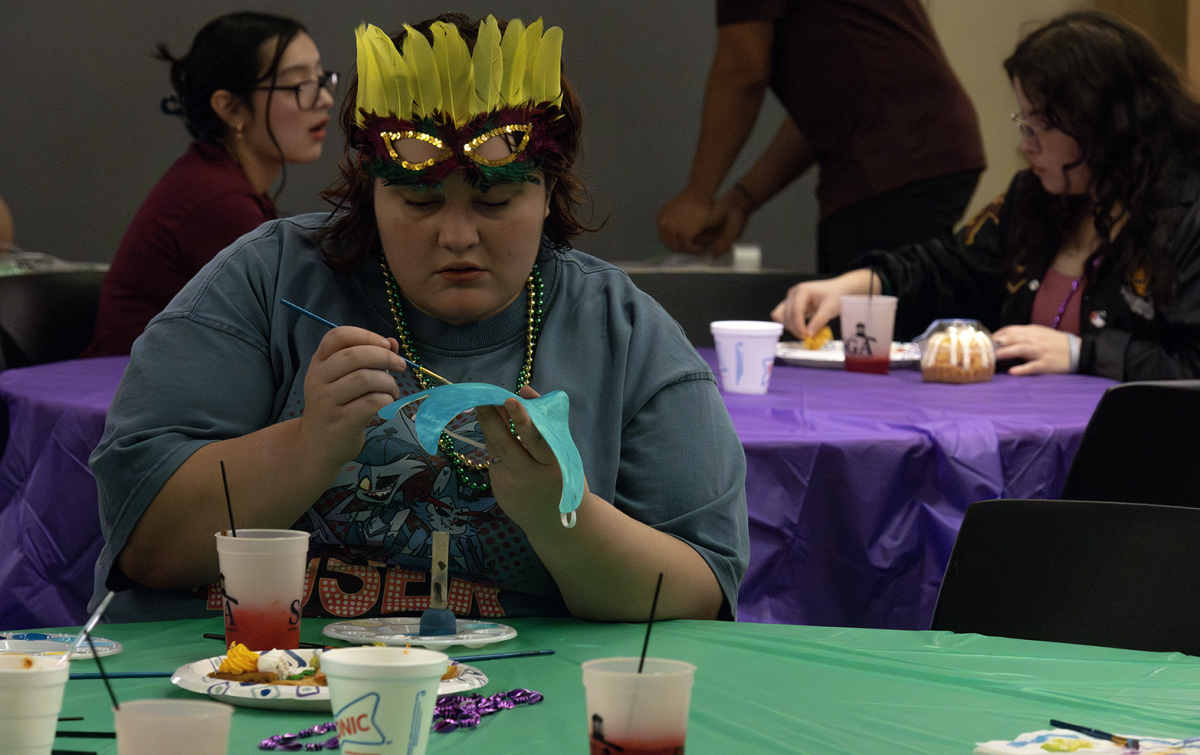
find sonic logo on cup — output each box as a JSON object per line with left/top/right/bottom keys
{"left": 289, "top": 598, "right": 301, "bottom": 625}
{"left": 335, "top": 692, "right": 387, "bottom": 745}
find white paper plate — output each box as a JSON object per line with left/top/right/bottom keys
{"left": 172, "top": 649, "right": 487, "bottom": 711}
{"left": 0, "top": 633, "right": 123, "bottom": 659}
{"left": 323, "top": 618, "right": 517, "bottom": 649}
{"left": 776, "top": 340, "right": 920, "bottom": 369}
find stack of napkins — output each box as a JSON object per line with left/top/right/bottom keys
{"left": 976, "top": 728, "right": 1200, "bottom": 754}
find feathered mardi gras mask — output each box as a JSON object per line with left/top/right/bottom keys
{"left": 352, "top": 17, "right": 565, "bottom": 188}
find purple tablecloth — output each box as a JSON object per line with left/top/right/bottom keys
{"left": 699, "top": 349, "right": 1117, "bottom": 630}
{"left": 0, "top": 357, "right": 128, "bottom": 630}
{"left": 0, "top": 353, "right": 1115, "bottom": 632}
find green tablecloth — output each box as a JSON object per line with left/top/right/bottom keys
{"left": 50, "top": 616, "right": 1200, "bottom": 754}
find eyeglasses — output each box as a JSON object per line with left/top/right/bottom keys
{"left": 1010, "top": 112, "right": 1052, "bottom": 144}
{"left": 257, "top": 71, "right": 339, "bottom": 110}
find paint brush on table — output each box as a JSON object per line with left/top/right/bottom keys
{"left": 1050, "top": 720, "right": 1139, "bottom": 750}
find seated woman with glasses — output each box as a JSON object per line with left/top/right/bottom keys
{"left": 85, "top": 12, "right": 338, "bottom": 356}
{"left": 770, "top": 10, "right": 1200, "bottom": 381}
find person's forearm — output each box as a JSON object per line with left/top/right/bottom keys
{"left": 519, "top": 491, "right": 724, "bottom": 622}
{"left": 116, "top": 418, "right": 345, "bottom": 589}
{"left": 682, "top": 22, "right": 774, "bottom": 199}
{"left": 733, "top": 118, "right": 815, "bottom": 208}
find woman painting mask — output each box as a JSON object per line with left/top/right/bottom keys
{"left": 90, "top": 14, "right": 750, "bottom": 625}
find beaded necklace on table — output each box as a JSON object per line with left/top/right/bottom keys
{"left": 380, "top": 255, "right": 545, "bottom": 491}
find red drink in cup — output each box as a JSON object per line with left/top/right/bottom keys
{"left": 223, "top": 602, "right": 301, "bottom": 652}
{"left": 590, "top": 739, "right": 685, "bottom": 755}
{"left": 844, "top": 353, "right": 891, "bottom": 375}
{"left": 583, "top": 658, "right": 694, "bottom": 755}
{"left": 840, "top": 295, "right": 898, "bottom": 376}
{"left": 215, "top": 529, "right": 310, "bottom": 650}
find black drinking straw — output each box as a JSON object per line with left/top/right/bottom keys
{"left": 638, "top": 573, "right": 664, "bottom": 673}
{"left": 85, "top": 634, "right": 119, "bottom": 711}
{"left": 220, "top": 460, "right": 236, "bottom": 536}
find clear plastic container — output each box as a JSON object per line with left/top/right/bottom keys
{"left": 915, "top": 319, "right": 996, "bottom": 384}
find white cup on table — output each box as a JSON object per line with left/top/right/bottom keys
{"left": 0, "top": 654, "right": 69, "bottom": 755}
{"left": 582, "top": 657, "right": 696, "bottom": 754}
{"left": 321, "top": 646, "right": 449, "bottom": 755}
{"left": 113, "top": 699, "right": 233, "bottom": 755}
{"left": 710, "top": 320, "right": 784, "bottom": 394}
{"left": 214, "top": 528, "right": 311, "bottom": 651}
{"left": 839, "top": 295, "right": 897, "bottom": 375}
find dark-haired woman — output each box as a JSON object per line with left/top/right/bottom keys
{"left": 771, "top": 10, "right": 1200, "bottom": 380}
{"left": 89, "top": 14, "right": 748, "bottom": 625}
{"left": 84, "top": 12, "right": 336, "bottom": 356}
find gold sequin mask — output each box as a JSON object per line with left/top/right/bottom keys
{"left": 351, "top": 18, "right": 564, "bottom": 187}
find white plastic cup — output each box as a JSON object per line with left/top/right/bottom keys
{"left": 322, "top": 646, "right": 449, "bottom": 755}
{"left": 582, "top": 657, "right": 696, "bottom": 755}
{"left": 113, "top": 699, "right": 233, "bottom": 755}
{"left": 710, "top": 320, "right": 784, "bottom": 394}
{"left": 839, "top": 295, "right": 898, "bottom": 375}
{"left": 214, "top": 528, "right": 311, "bottom": 650}
{"left": 0, "top": 655, "right": 69, "bottom": 755}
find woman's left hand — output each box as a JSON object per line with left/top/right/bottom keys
{"left": 474, "top": 386, "right": 569, "bottom": 527}
{"left": 992, "top": 324, "right": 1073, "bottom": 375}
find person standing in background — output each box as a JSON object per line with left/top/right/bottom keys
{"left": 84, "top": 12, "right": 336, "bottom": 356}
{"left": 658, "top": 0, "right": 986, "bottom": 274}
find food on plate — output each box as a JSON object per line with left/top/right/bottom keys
{"left": 257, "top": 648, "right": 302, "bottom": 679}
{"left": 919, "top": 320, "right": 995, "bottom": 384}
{"left": 802, "top": 325, "right": 834, "bottom": 350}
{"left": 208, "top": 642, "right": 321, "bottom": 685}
{"left": 215, "top": 641, "right": 258, "bottom": 674}
{"left": 206, "top": 641, "right": 460, "bottom": 685}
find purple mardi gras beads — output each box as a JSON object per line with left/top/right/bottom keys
{"left": 259, "top": 722, "right": 338, "bottom": 751}
{"left": 432, "top": 688, "right": 545, "bottom": 733}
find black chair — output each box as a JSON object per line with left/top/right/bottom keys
{"left": 0, "top": 269, "right": 106, "bottom": 372}
{"left": 622, "top": 267, "right": 812, "bottom": 347}
{"left": 1060, "top": 380, "right": 1200, "bottom": 507}
{"left": 930, "top": 498, "right": 1200, "bottom": 655}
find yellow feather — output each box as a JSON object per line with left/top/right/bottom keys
{"left": 355, "top": 25, "right": 391, "bottom": 123}
{"left": 499, "top": 18, "right": 527, "bottom": 106}
{"left": 382, "top": 27, "right": 415, "bottom": 122}
{"left": 521, "top": 19, "right": 544, "bottom": 104}
{"left": 434, "top": 22, "right": 473, "bottom": 125}
{"left": 472, "top": 15, "right": 503, "bottom": 115}
{"left": 403, "top": 24, "right": 441, "bottom": 120}
{"left": 532, "top": 25, "right": 562, "bottom": 106}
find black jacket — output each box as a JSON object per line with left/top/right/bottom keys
{"left": 865, "top": 170, "right": 1200, "bottom": 380}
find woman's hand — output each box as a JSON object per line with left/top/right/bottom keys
{"left": 992, "top": 324, "right": 1073, "bottom": 375}
{"left": 299, "top": 327, "right": 406, "bottom": 468}
{"left": 474, "top": 386, "right": 569, "bottom": 529}
{"left": 771, "top": 268, "right": 876, "bottom": 337}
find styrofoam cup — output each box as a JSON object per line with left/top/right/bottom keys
{"left": 113, "top": 699, "right": 233, "bottom": 755}
{"left": 322, "top": 646, "right": 449, "bottom": 755}
{"left": 215, "top": 528, "right": 311, "bottom": 651}
{"left": 710, "top": 320, "right": 784, "bottom": 394}
{"left": 582, "top": 657, "right": 696, "bottom": 754}
{"left": 0, "top": 655, "right": 69, "bottom": 755}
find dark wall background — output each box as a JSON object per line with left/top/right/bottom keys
{"left": 0, "top": 1, "right": 816, "bottom": 270}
